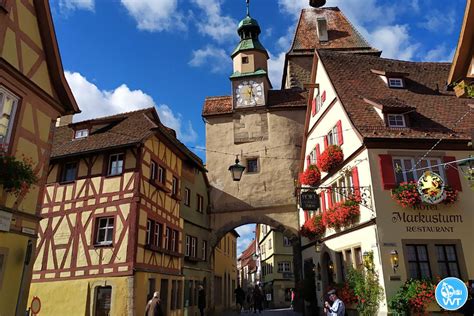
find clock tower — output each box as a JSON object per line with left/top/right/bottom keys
{"left": 231, "top": 1, "right": 271, "bottom": 108}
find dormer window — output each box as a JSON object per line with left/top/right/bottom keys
{"left": 387, "top": 114, "right": 406, "bottom": 127}
{"left": 388, "top": 78, "right": 404, "bottom": 88}
{"left": 75, "top": 129, "right": 89, "bottom": 139}
{"left": 242, "top": 56, "right": 249, "bottom": 64}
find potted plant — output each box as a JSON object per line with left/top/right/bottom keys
{"left": 317, "top": 145, "right": 344, "bottom": 172}
{"left": 300, "top": 213, "right": 325, "bottom": 240}
{"left": 322, "top": 198, "right": 360, "bottom": 229}
{"left": 388, "top": 279, "right": 436, "bottom": 315}
{"left": 299, "top": 164, "right": 321, "bottom": 186}
{"left": 391, "top": 182, "right": 458, "bottom": 208}
{"left": 0, "top": 150, "right": 37, "bottom": 197}
{"left": 454, "top": 80, "right": 474, "bottom": 98}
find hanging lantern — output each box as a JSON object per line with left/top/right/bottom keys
{"left": 309, "top": 0, "right": 326, "bottom": 8}
{"left": 229, "top": 156, "right": 246, "bottom": 181}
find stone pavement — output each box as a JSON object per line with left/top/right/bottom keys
{"left": 220, "top": 307, "right": 302, "bottom": 316}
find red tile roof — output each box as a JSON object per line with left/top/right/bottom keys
{"left": 290, "top": 7, "right": 379, "bottom": 53}
{"left": 203, "top": 89, "right": 307, "bottom": 117}
{"left": 318, "top": 50, "right": 474, "bottom": 141}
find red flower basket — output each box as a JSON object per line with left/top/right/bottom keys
{"left": 300, "top": 213, "right": 325, "bottom": 240}
{"left": 299, "top": 164, "right": 321, "bottom": 186}
{"left": 391, "top": 182, "right": 458, "bottom": 208}
{"left": 317, "top": 145, "right": 344, "bottom": 172}
{"left": 322, "top": 198, "right": 360, "bottom": 229}
{"left": 443, "top": 186, "right": 458, "bottom": 205}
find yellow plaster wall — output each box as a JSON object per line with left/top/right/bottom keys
{"left": 28, "top": 276, "right": 132, "bottom": 316}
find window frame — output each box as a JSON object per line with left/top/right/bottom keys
{"left": 95, "top": 217, "right": 115, "bottom": 246}
{"left": 150, "top": 160, "right": 157, "bottom": 180}
{"left": 387, "top": 114, "right": 406, "bottom": 128}
{"left": 184, "top": 188, "right": 191, "bottom": 206}
{"left": 197, "top": 194, "right": 204, "bottom": 213}
{"left": 406, "top": 244, "right": 432, "bottom": 279}
{"left": 246, "top": 157, "right": 259, "bottom": 174}
{"left": 185, "top": 235, "right": 191, "bottom": 257}
{"left": 242, "top": 56, "right": 249, "bottom": 64}
{"left": 172, "top": 176, "right": 179, "bottom": 196}
{"left": 191, "top": 236, "right": 197, "bottom": 257}
{"left": 74, "top": 129, "right": 89, "bottom": 139}
{"left": 157, "top": 165, "right": 166, "bottom": 184}
{"left": 60, "top": 161, "right": 78, "bottom": 183}
{"left": 327, "top": 125, "right": 338, "bottom": 146}
{"left": 388, "top": 77, "right": 405, "bottom": 88}
{"left": 0, "top": 86, "right": 19, "bottom": 150}
{"left": 436, "top": 244, "right": 461, "bottom": 278}
{"left": 278, "top": 261, "right": 291, "bottom": 273}
{"left": 392, "top": 156, "right": 444, "bottom": 184}
{"left": 107, "top": 153, "right": 124, "bottom": 176}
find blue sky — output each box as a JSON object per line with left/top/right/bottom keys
{"left": 51, "top": 0, "right": 466, "bottom": 254}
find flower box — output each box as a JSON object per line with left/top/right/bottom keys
{"left": 317, "top": 145, "right": 344, "bottom": 172}
{"left": 322, "top": 198, "right": 360, "bottom": 229}
{"left": 0, "top": 151, "right": 37, "bottom": 197}
{"left": 299, "top": 164, "right": 321, "bottom": 186}
{"left": 391, "top": 182, "right": 458, "bottom": 208}
{"left": 300, "top": 213, "right": 325, "bottom": 240}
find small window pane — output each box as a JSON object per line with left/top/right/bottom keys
{"left": 407, "top": 246, "right": 417, "bottom": 261}
{"left": 247, "top": 158, "right": 258, "bottom": 173}
{"left": 420, "top": 263, "right": 431, "bottom": 278}
{"left": 417, "top": 246, "right": 428, "bottom": 261}
{"left": 436, "top": 246, "right": 446, "bottom": 261}
{"left": 445, "top": 246, "right": 456, "bottom": 261}
{"left": 448, "top": 263, "right": 460, "bottom": 277}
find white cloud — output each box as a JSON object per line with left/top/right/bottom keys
{"left": 120, "top": 0, "right": 186, "bottom": 32}
{"left": 189, "top": 46, "right": 230, "bottom": 73}
{"left": 236, "top": 224, "right": 256, "bottom": 237}
{"left": 278, "top": 0, "right": 307, "bottom": 18}
{"left": 268, "top": 52, "right": 286, "bottom": 89}
{"left": 191, "top": 0, "right": 238, "bottom": 42}
{"left": 367, "top": 25, "right": 420, "bottom": 60}
{"left": 419, "top": 10, "right": 456, "bottom": 34}
{"left": 59, "top": 0, "right": 94, "bottom": 11}
{"left": 425, "top": 44, "right": 455, "bottom": 62}
{"left": 65, "top": 71, "right": 197, "bottom": 143}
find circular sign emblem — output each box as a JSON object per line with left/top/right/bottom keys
{"left": 31, "top": 296, "right": 41, "bottom": 314}
{"left": 435, "top": 277, "right": 468, "bottom": 311}
{"left": 417, "top": 171, "right": 445, "bottom": 204}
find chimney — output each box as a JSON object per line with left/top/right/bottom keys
{"left": 316, "top": 17, "right": 328, "bottom": 42}
{"left": 56, "top": 114, "right": 73, "bottom": 127}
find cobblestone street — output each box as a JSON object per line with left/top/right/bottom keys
{"left": 221, "top": 308, "right": 302, "bottom": 316}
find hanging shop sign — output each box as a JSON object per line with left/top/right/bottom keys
{"left": 300, "top": 191, "right": 320, "bottom": 210}
{"left": 417, "top": 171, "right": 445, "bottom": 204}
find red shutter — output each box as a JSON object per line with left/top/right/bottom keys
{"left": 443, "top": 156, "right": 462, "bottom": 191}
{"left": 316, "top": 144, "right": 321, "bottom": 162}
{"left": 306, "top": 155, "right": 311, "bottom": 167}
{"left": 326, "top": 190, "right": 333, "bottom": 208}
{"left": 324, "top": 136, "right": 328, "bottom": 149}
{"left": 379, "top": 155, "right": 396, "bottom": 190}
{"left": 311, "top": 99, "right": 316, "bottom": 116}
{"left": 337, "top": 120, "right": 344, "bottom": 145}
{"left": 352, "top": 166, "right": 360, "bottom": 198}
{"left": 304, "top": 210, "right": 309, "bottom": 222}
{"left": 321, "top": 91, "right": 326, "bottom": 103}
{"left": 321, "top": 193, "right": 326, "bottom": 212}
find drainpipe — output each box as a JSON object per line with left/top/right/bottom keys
{"left": 15, "top": 239, "right": 33, "bottom": 316}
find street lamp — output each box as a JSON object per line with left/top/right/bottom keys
{"left": 390, "top": 249, "right": 399, "bottom": 272}
{"left": 314, "top": 241, "right": 322, "bottom": 253}
{"left": 229, "top": 156, "right": 246, "bottom": 181}
{"left": 309, "top": 0, "right": 326, "bottom": 8}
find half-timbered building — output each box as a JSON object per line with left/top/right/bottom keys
{"left": 28, "top": 108, "right": 202, "bottom": 316}
{"left": 0, "top": 1, "right": 80, "bottom": 314}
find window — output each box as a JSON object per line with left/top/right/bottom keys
{"left": 327, "top": 125, "right": 338, "bottom": 145}
{"left": 316, "top": 92, "right": 323, "bottom": 112}
{"left": 354, "top": 247, "right": 363, "bottom": 269}
{"left": 436, "top": 245, "right": 460, "bottom": 278}
{"left": 165, "top": 227, "right": 171, "bottom": 250}
{"left": 309, "top": 149, "right": 317, "bottom": 165}
{"left": 331, "top": 172, "right": 354, "bottom": 203}
{"left": 185, "top": 235, "right": 191, "bottom": 256}
{"left": 202, "top": 240, "right": 207, "bottom": 260}
{"left": 197, "top": 194, "right": 204, "bottom": 212}
{"left": 387, "top": 114, "right": 406, "bottom": 127}
{"left": 157, "top": 165, "right": 165, "bottom": 184}
{"left": 154, "top": 222, "right": 162, "bottom": 247}
{"left": 61, "top": 162, "right": 77, "bottom": 182}
{"left": 146, "top": 220, "right": 152, "bottom": 245}
{"left": 184, "top": 188, "right": 191, "bottom": 206}
{"left": 283, "top": 236, "right": 291, "bottom": 247}
{"left": 94, "top": 286, "right": 112, "bottom": 316}
{"left": 108, "top": 153, "right": 124, "bottom": 176}
{"left": 171, "top": 229, "right": 178, "bottom": 252}
{"left": 406, "top": 244, "right": 431, "bottom": 279}
{"left": 191, "top": 236, "right": 197, "bottom": 257}
{"left": 148, "top": 279, "right": 156, "bottom": 302}
{"left": 268, "top": 238, "right": 272, "bottom": 250}
{"left": 393, "top": 157, "right": 444, "bottom": 184}
{"left": 172, "top": 176, "right": 179, "bottom": 196}
{"left": 0, "top": 86, "right": 19, "bottom": 147}
{"left": 278, "top": 261, "right": 291, "bottom": 272}
{"left": 74, "top": 129, "right": 89, "bottom": 139}
{"left": 95, "top": 217, "right": 114, "bottom": 245}
{"left": 242, "top": 56, "right": 249, "bottom": 64}
{"left": 150, "top": 161, "right": 157, "bottom": 180}
{"left": 388, "top": 78, "right": 404, "bottom": 88}
{"left": 247, "top": 158, "right": 259, "bottom": 173}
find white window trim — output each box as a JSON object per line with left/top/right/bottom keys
{"left": 387, "top": 114, "right": 406, "bottom": 128}
{"left": 388, "top": 78, "right": 404, "bottom": 88}
{"left": 392, "top": 156, "right": 445, "bottom": 184}
{"left": 0, "top": 86, "right": 19, "bottom": 148}
{"left": 154, "top": 222, "right": 161, "bottom": 247}
{"left": 197, "top": 194, "right": 204, "bottom": 212}
{"left": 185, "top": 236, "right": 191, "bottom": 256}
{"left": 172, "top": 177, "right": 179, "bottom": 196}
{"left": 75, "top": 129, "right": 89, "bottom": 139}
{"left": 157, "top": 165, "right": 165, "bottom": 184}
{"left": 96, "top": 217, "right": 114, "bottom": 245}
{"left": 146, "top": 220, "right": 152, "bottom": 245}
{"left": 327, "top": 125, "right": 338, "bottom": 146}
{"left": 184, "top": 188, "right": 191, "bottom": 206}
{"left": 191, "top": 237, "right": 197, "bottom": 257}
{"left": 202, "top": 240, "right": 207, "bottom": 260}
{"left": 108, "top": 153, "right": 124, "bottom": 176}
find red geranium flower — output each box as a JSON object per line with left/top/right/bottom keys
{"left": 317, "top": 145, "right": 344, "bottom": 172}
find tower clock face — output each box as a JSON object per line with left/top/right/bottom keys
{"left": 235, "top": 80, "right": 264, "bottom": 107}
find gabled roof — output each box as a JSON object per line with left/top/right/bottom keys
{"left": 202, "top": 89, "right": 307, "bottom": 117}
{"left": 51, "top": 108, "right": 205, "bottom": 169}
{"left": 35, "top": 0, "right": 80, "bottom": 114}
{"left": 289, "top": 7, "right": 379, "bottom": 53}
{"left": 318, "top": 50, "right": 473, "bottom": 141}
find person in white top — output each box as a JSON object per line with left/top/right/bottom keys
{"left": 324, "top": 289, "right": 345, "bottom": 316}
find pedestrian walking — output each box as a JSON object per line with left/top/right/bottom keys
{"left": 145, "top": 291, "right": 164, "bottom": 316}
{"left": 234, "top": 285, "right": 246, "bottom": 313}
{"left": 198, "top": 285, "right": 206, "bottom": 316}
{"left": 290, "top": 288, "right": 296, "bottom": 310}
{"left": 324, "top": 289, "right": 345, "bottom": 316}
{"left": 252, "top": 285, "right": 263, "bottom": 314}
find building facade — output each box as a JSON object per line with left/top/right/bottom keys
{"left": 257, "top": 224, "right": 294, "bottom": 308}
{"left": 299, "top": 47, "right": 473, "bottom": 315}
{"left": 180, "top": 159, "right": 212, "bottom": 316}
{"left": 28, "top": 108, "right": 204, "bottom": 316}
{"left": 0, "top": 1, "right": 79, "bottom": 314}
{"left": 212, "top": 230, "right": 238, "bottom": 314}
{"left": 237, "top": 239, "right": 257, "bottom": 292}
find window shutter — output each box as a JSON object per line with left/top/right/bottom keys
{"left": 321, "top": 91, "right": 326, "bottom": 103}
{"left": 326, "top": 190, "right": 333, "bottom": 208}
{"left": 311, "top": 99, "right": 316, "bottom": 116}
{"left": 304, "top": 210, "right": 309, "bottom": 222}
{"left": 443, "top": 156, "right": 462, "bottom": 191}
{"left": 316, "top": 144, "right": 321, "bottom": 162}
{"left": 321, "top": 193, "right": 326, "bottom": 212}
{"left": 306, "top": 155, "right": 311, "bottom": 167}
{"left": 324, "top": 136, "right": 328, "bottom": 149}
{"left": 337, "top": 120, "right": 344, "bottom": 145}
{"left": 352, "top": 166, "right": 360, "bottom": 198}
{"left": 379, "top": 155, "right": 396, "bottom": 190}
